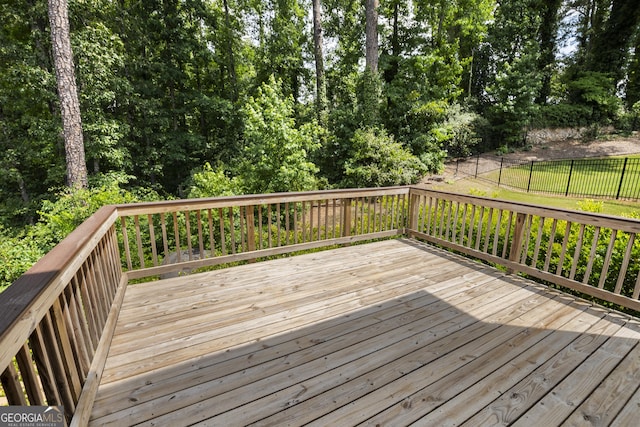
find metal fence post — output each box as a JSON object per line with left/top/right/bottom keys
{"left": 616, "top": 157, "right": 629, "bottom": 200}
{"left": 497, "top": 157, "right": 504, "bottom": 186}
{"left": 527, "top": 161, "right": 534, "bottom": 193}
{"left": 475, "top": 154, "right": 480, "bottom": 178}
{"left": 565, "top": 159, "right": 574, "bottom": 196}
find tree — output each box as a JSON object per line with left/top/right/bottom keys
{"left": 365, "top": 0, "right": 379, "bottom": 73}
{"left": 312, "top": 0, "right": 328, "bottom": 124}
{"left": 48, "top": 0, "right": 88, "bottom": 188}
{"left": 238, "top": 77, "right": 320, "bottom": 194}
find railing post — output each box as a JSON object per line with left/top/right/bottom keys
{"left": 616, "top": 157, "right": 628, "bottom": 200}
{"left": 507, "top": 212, "right": 527, "bottom": 274}
{"left": 341, "top": 198, "right": 351, "bottom": 237}
{"left": 408, "top": 193, "right": 419, "bottom": 234}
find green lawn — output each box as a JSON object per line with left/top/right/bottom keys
{"left": 430, "top": 176, "right": 640, "bottom": 218}
{"left": 482, "top": 155, "right": 640, "bottom": 200}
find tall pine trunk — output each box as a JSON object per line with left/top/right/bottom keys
{"left": 48, "top": 0, "right": 87, "bottom": 189}
{"left": 365, "top": 0, "right": 379, "bottom": 73}
{"left": 312, "top": 0, "right": 327, "bottom": 124}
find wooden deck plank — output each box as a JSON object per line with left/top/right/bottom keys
{"left": 88, "top": 238, "right": 640, "bottom": 426}
{"left": 131, "top": 278, "right": 527, "bottom": 426}
{"left": 461, "top": 312, "right": 628, "bottom": 426}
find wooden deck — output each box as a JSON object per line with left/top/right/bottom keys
{"left": 89, "top": 238, "right": 640, "bottom": 426}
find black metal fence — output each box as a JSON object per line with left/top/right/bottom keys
{"left": 453, "top": 156, "right": 640, "bottom": 201}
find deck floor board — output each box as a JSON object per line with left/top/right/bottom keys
{"left": 90, "top": 238, "right": 640, "bottom": 426}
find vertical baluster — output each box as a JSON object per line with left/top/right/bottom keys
{"left": 531, "top": 216, "right": 546, "bottom": 268}
{"left": 133, "top": 215, "right": 145, "bottom": 268}
{"left": 207, "top": 209, "right": 215, "bottom": 256}
{"left": 614, "top": 233, "right": 635, "bottom": 294}
{"left": 474, "top": 206, "right": 485, "bottom": 251}
{"left": 41, "top": 312, "right": 75, "bottom": 412}
{"left": 173, "top": 212, "right": 181, "bottom": 263}
{"left": 1, "top": 362, "right": 27, "bottom": 405}
{"left": 467, "top": 205, "right": 477, "bottom": 248}
{"left": 492, "top": 210, "right": 503, "bottom": 256}
{"left": 520, "top": 214, "right": 534, "bottom": 264}
{"left": 569, "top": 224, "right": 586, "bottom": 280}
{"left": 160, "top": 213, "right": 169, "bottom": 261}
{"left": 219, "top": 208, "right": 227, "bottom": 256}
{"left": 556, "top": 222, "right": 573, "bottom": 275}
{"left": 16, "top": 344, "right": 44, "bottom": 405}
{"left": 229, "top": 207, "right": 236, "bottom": 254}
{"left": 459, "top": 203, "right": 468, "bottom": 246}
{"left": 30, "top": 325, "right": 62, "bottom": 406}
{"left": 196, "top": 210, "right": 205, "bottom": 258}
{"left": 267, "top": 204, "right": 273, "bottom": 248}
{"left": 598, "top": 231, "right": 618, "bottom": 289}
{"left": 501, "top": 212, "right": 514, "bottom": 259}
{"left": 543, "top": 219, "right": 558, "bottom": 272}
{"left": 258, "top": 205, "right": 264, "bottom": 250}
{"left": 483, "top": 208, "right": 493, "bottom": 253}
{"left": 120, "top": 217, "right": 132, "bottom": 270}
{"left": 147, "top": 214, "right": 158, "bottom": 266}
{"left": 239, "top": 206, "right": 246, "bottom": 251}
{"left": 186, "top": 211, "right": 193, "bottom": 260}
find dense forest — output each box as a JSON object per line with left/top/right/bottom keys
{"left": 1, "top": 0, "right": 640, "bottom": 286}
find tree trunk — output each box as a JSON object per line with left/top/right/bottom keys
{"left": 312, "top": 0, "right": 327, "bottom": 124}
{"left": 536, "top": 0, "right": 562, "bottom": 105}
{"left": 223, "top": 0, "right": 238, "bottom": 100}
{"left": 48, "top": 0, "right": 87, "bottom": 189}
{"left": 365, "top": 0, "right": 379, "bottom": 73}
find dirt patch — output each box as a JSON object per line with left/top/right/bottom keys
{"left": 421, "top": 134, "right": 640, "bottom": 186}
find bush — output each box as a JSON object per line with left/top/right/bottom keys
{"left": 534, "top": 103, "right": 592, "bottom": 128}
{"left": 29, "top": 173, "right": 157, "bottom": 252}
{"left": 187, "top": 163, "right": 241, "bottom": 198}
{"left": 0, "top": 229, "right": 43, "bottom": 291}
{"left": 343, "top": 128, "right": 428, "bottom": 187}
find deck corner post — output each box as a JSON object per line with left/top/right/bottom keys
{"left": 408, "top": 193, "right": 419, "bottom": 236}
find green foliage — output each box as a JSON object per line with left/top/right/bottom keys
{"left": 426, "top": 104, "right": 480, "bottom": 158}
{"left": 568, "top": 72, "right": 621, "bottom": 123}
{"left": 576, "top": 199, "right": 604, "bottom": 213}
{"left": 187, "top": 163, "right": 241, "bottom": 198}
{"left": 238, "top": 77, "right": 320, "bottom": 194}
{"left": 343, "top": 128, "right": 428, "bottom": 187}
{"left": 0, "top": 229, "right": 43, "bottom": 292}
{"left": 534, "top": 103, "right": 593, "bottom": 128}
{"left": 29, "top": 173, "right": 155, "bottom": 252}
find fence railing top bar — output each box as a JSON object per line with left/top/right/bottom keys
{"left": 409, "top": 186, "right": 640, "bottom": 232}
{"left": 0, "top": 205, "right": 118, "bottom": 370}
{"left": 114, "top": 186, "right": 412, "bottom": 216}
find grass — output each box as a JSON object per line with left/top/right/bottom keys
{"left": 430, "top": 153, "right": 640, "bottom": 217}
{"left": 485, "top": 156, "right": 640, "bottom": 199}
{"left": 430, "top": 177, "right": 640, "bottom": 217}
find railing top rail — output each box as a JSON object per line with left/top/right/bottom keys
{"left": 409, "top": 187, "right": 640, "bottom": 233}
{"left": 0, "top": 205, "right": 118, "bottom": 369}
{"left": 114, "top": 186, "right": 411, "bottom": 216}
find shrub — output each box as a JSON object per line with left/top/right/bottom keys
{"left": 343, "top": 128, "right": 428, "bottom": 187}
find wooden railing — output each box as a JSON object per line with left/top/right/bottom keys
{"left": 1, "top": 186, "right": 639, "bottom": 423}
{"left": 0, "top": 187, "right": 408, "bottom": 424}
{"left": 0, "top": 206, "right": 125, "bottom": 424}
{"left": 407, "top": 188, "right": 640, "bottom": 313}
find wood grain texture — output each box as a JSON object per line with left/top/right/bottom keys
{"left": 87, "top": 239, "right": 640, "bottom": 426}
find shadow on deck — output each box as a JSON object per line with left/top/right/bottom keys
{"left": 89, "top": 239, "right": 640, "bottom": 426}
